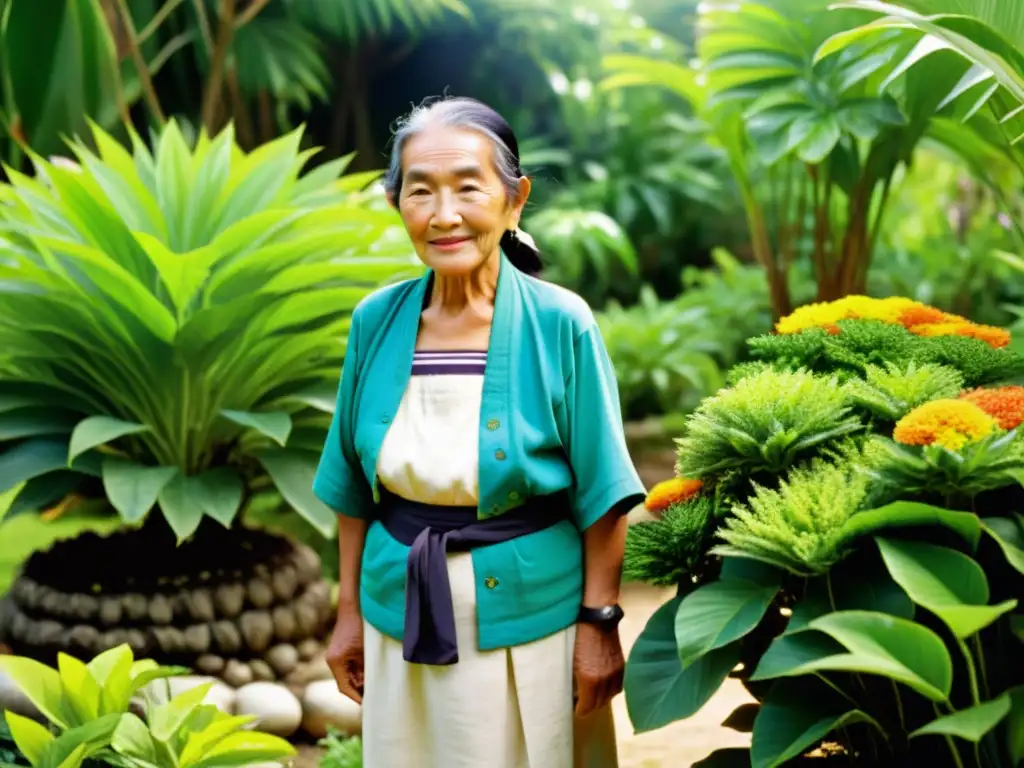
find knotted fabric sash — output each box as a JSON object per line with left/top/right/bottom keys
{"left": 376, "top": 486, "right": 569, "bottom": 666}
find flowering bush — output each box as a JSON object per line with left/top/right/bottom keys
{"left": 623, "top": 297, "right": 1024, "bottom": 767}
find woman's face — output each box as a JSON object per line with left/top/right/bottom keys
{"left": 392, "top": 124, "right": 530, "bottom": 276}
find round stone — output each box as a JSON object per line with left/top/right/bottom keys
{"left": 271, "top": 605, "right": 296, "bottom": 641}
{"left": 235, "top": 682, "right": 302, "bottom": 738}
{"left": 296, "top": 638, "right": 320, "bottom": 661}
{"left": 239, "top": 611, "right": 274, "bottom": 654}
{"left": 212, "top": 620, "right": 243, "bottom": 654}
{"left": 250, "top": 659, "right": 276, "bottom": 682}
{"left": 293, "top": 603, "right": 318, "bottom": 637}
{"left": 196, "top": 654, "right": 226, "bottom": 675}
{"left": 184, "top": 623, "right": 212, "bottom": 654}
{"left": 98, "top": 596, "right": 123, "bottom": 626}
{"left": 66, "top": 624, "right": 102, "bottom": 656}
{"left": 270, "top": 566, "right": 298, "bottom": 602}
{"left": 265, "top": 644, "right": 299, "bottom": 676}
{"left": 214, "top": 583, "right": 246, "bottom": 618}
{"left": 148, "top": 594, "right": 173, "bottom": 625}
{"left": 247, "top": 578, "right": 275, "bottom": 609}
{"left": 300, "top": 679, "right": 362, "bottom": 739}
{"left": 223, "top": 659, "right": 255, "bottom": 688}
{"left": 67, "top": 594, "right": 98, "bottom": 621}
{"left": 186, "top": 588, "right": 216, "bottom": 622}
{"left": 122, "top": 593, "right": 149, "bottom": 621}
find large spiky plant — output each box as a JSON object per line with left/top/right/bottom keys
{"left": 0, "top": 121, "right": 418, "bottom": 541}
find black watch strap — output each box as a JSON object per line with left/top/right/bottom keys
{"left": 577, "top": 604, "right": 624, "bottom": 631}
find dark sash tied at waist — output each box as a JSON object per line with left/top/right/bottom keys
{"left": 376, "top": 486, "right": 569, "bottom": 666}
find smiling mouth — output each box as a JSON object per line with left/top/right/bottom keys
{"left": 430, "top": 236, "right": 472, "bottom": 246}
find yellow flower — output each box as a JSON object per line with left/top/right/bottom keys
{"left": 644, "top": 477, "right": 703, "bottom": 513}
{"left": 775, "top": 296, "right": 947, "bottom": 334}
{"left": 893, "top": 399, "right": 1000, "bottom": 451}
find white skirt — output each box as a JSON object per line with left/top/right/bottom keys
{"left": 361, "top": 551, "right": 619, "bottom": 768}
{"left": 364, "top": 360, "right": 619, "bottom": 767}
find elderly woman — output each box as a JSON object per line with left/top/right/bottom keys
{"left": 313, "top": 96, "right": 646, "bottom": 768}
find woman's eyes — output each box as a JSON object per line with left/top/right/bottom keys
{"left": 407, "top": 184, "right": 481, "bottom": 196}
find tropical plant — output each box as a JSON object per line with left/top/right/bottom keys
{"left": 0, "top": 643, "right": 295, "bottom": 768}
{"left": 622, "top": 295, "right": 1024, "bottom": 767}
{"left": 601, "top": 0, "right": 984, "bottom": 319}
{"left": 318, "top": 728, "right": 363, "bottom": 768}
{"left": 0, "top": 120, "right": 417, "bottom": 541}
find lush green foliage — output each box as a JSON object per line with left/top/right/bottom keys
{"left": 318, "top": 728, "right": 363, "bottom": 768}
{"left": 0, "top": 644, "right": 294, "bottom": 768}
{"left": 624, "top": 296, "right": 1024, "bottom": 767}
{"left": 0, "top": 121, "right": 416, "bottom": 541}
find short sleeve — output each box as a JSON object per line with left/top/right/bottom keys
{"left": 312, "top": 308, "right": 373, "bottom": 519}
{"left": 564, "top": 324, "right": 646, "bottom": 530}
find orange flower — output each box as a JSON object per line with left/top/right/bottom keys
{"left": 644, "top": 477, "right": 703, "bottom": 513}
{"left": 893, "top": 399, "right": 1000, "bottom": 451}
{"left": 910, "top": 322, "right": 1011, "bottom": 349}
{"left": 959, "top": 386, "right": 1024, "bottom": 430}
{"left": 898, "top": 305, "right": 960, "bottom": 328}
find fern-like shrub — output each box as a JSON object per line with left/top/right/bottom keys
{"left": 624, "top": 496, "right": 713, "bottom": 586}
{"left": 675, "top": 368, "right": 863, "bottom": 478}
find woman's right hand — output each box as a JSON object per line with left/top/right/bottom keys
{"left": 326, "top": 606, "right": 365, "bottom": 703}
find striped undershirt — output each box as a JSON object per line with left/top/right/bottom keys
{"left": 411, "top": 349, "right": 488, "bottom": 376}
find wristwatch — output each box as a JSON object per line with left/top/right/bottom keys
{"left": 577, "top": 604, "right": 624, "bottom": 632}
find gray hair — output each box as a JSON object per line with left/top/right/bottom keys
{"left": 383, "top": 97, "right": 522, "bottom": 204}
{"left": 383, "top": 96, "right": 542, "bottom": 274}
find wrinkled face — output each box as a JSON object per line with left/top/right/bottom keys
{"left": 392, "top": 124, "right": 530, "bottom": 276}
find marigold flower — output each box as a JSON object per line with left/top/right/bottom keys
{"left": 959, "top": 386, "right": 1024, "bottom": 430}
{"left": 644, "top": 477, "right": 703, "bottom": 513}
{"left": 776, "top": 296, "right": 950, "bottom": 335}
{"left": 910, "top": 321, "right": 1011, "bottom": 349}
{"left": 893, "top": 399, "right": 1000, "bottom": 451}
{"left": 898, "top": 305, "right": 960, "bottom": 328}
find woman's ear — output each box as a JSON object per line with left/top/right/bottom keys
{"left": 510, "top": 176, "right": 532, "bottom": 226}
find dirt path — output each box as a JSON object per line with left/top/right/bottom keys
{"left": 614, "top": 583, "right": 754, "bottom": 767}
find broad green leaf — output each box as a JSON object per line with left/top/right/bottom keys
{"left": 876, "top": 537, "right": 1016, "bottom": 638}
{"left": 129, "top": 664, "right": 190, "bottom": 695}
{"left": 752, "top": 679, "right": 885, "bottom": 768}
{"left": 220, "top": 410, "right": 292, "bottom": 446}
{"left": 4, "top": 711, "right": 55, "bottom": 766}
{"left": 0, "top": 438, "right": 99, "bottom": 494}
{"left": 752, "top": 611, "right": 952, "bottom": 701}
{"left": 102, "top": 459, "right": 178, "bottom": 523}
{"left": 193, "top": 468, "right": 244, "bottom": 527}
{"left": 42, "top": 714, "right": 123, "bottom": 768}
{"left": 111, "top": 713, "right": 157, "bottom": 764}
{"left": 178, "top": 715, "right": 262, "bottom": 768}
{"left": 693, "top": 749, "right": 753, "bottom": 767}
{"left": 838, "top": 501, "right": 982, "bottom": 551}
{"left": 0, "top": 656, "right": 72, "bottom": 728}
{"left": 188, "top": 730, "right": 296, "bottom": 768}
{"left": 157, "top": 474, "right": 207, "bottom": 542}
{"left": 910, "top": 694, "right": 1011, "bottom": 742}
{"left": 57, "top": 653, "right": 101, "bottom": 725}
{"left": 787, "top": 555, "right": 914, "bottom": 634}
{"left": 675, "top": 578, "right": 781, "bottom": 669}
{"left": 256, "top": 449, "right": 336, "bottom": 536}
{"left": 86, "top": 644, "right": 134, "bottom": 716}
{"left": 983, "top": 518, "right": 1024, "bottom": 575}
{"left": 68, "top": 417, "right": 150, "bottom": 465}
{"left": 796, "top": 115, "right": 841, "bottom": 163}
{"left": 149, "top": 682, "right": 215, "bottom": 742}
{"left": 0, "top": 408, "right": 77, "bottom": 440}
{"left": 624, "top": 597, "right": 742, "bottom": 733}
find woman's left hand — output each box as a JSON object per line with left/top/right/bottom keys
{"left": 573, "top": 621, "right": 625, "bottom": 717}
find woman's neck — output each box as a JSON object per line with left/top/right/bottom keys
{"left": 427, "top": 251, "right": 500, "bottom": 318}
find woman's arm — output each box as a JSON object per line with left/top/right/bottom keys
{"left": 336, "top": 515, "right": 368, "bottom": 613}
{"left": 581, "top": 507, "right": 628, "bottom": 608}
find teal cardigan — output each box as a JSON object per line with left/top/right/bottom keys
{"left": 312, "top": 252, "right": 646, "bottom": 650}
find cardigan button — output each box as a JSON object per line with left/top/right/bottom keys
{"left": 508, "top": 490, "right": 520, "bottom": 501}
{"left": 495, "top": 449, "right": 506, "bottom": 461}
{"left": 486, "top": 419, "right": 500, "bottom": 431}
{"left": 484, "top": 576, "right": 499, "bottom": 589}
